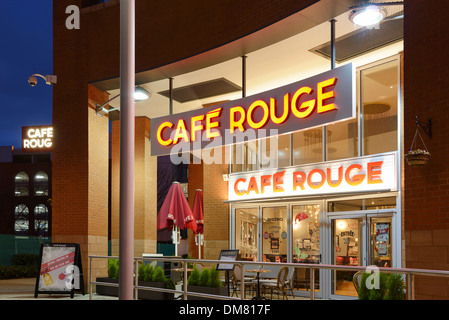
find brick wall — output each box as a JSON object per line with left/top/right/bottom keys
{"left": 110, "top": 117, "right": 157, "bottom": 257}
{"left": 404, "top": 0, "right": 449, "bottom": 299}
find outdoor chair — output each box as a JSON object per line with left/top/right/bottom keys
{"left": 262, "top": 266, "right": 289, "bottom": 300}
{"left": 286, "top": 267, "right": 295, "bottom": 297}
{"left": 230, "top": 264, "right": 256, "bottom": 298}
{"left": 353, "top": 271, "right": 363, "bottom": 294}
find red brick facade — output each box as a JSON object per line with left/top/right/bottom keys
{"left": 403, "top": 0, "right": 449, "bottom": 299}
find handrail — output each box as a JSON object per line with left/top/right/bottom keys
{"left": 88, "top": 255, "right": 449, "bottom": 300}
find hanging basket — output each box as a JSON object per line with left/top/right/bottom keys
{"left": 406, "top": 126, "right": 431, "bottom": 167}
{"left": 405, "top": 150, "right": 431, "bottom": 167}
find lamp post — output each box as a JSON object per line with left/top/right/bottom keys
{"left": 119, "top": 0, "right": 135, "bottom": 301}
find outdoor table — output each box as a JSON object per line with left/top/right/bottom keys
{"left": 246, "top": 269, "right": 270, "bottom": 300}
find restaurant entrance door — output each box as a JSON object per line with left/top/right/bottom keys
{"left": 330, "top": 212, "right": 394, "bottom": 298}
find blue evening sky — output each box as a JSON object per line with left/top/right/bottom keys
{"left": 0, "top": 1, "right": 53, "bottom": 149}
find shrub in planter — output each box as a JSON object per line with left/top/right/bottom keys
{"left": 358, "top": 271, "right": 405, "bottom": 300}
{"left": 187, "top": 266, "right": 227, "bottom": 300}
{"left": 187, "top": 265, "right": 201, "bottom": 286}
{"left": 138, "top": 266, "right": 174, "bottom": 300}
{"left": 96, "top": 259, "right": 119, "bottom": 297}
{"left": 108, "top": 259, "right": 119, "bottom": 279}
{"left": 385, "top": 273, "right": 405, "bottom": 300}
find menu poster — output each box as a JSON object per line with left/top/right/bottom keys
{"left": 376, "top": 223, "right": 390, "bottom": 242}
{"left": 34, "top": 243, "right": 84, "bottom": 298}
{"left": 216, "top": 249, "right": 239, "bottom": 271}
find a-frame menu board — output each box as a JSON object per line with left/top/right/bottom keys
{"left": 34, "top": 243, "right": 85, "bottom": 298}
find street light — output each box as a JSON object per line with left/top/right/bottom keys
{"left": 28, "top": 74, "right": 57, "bottom": 87}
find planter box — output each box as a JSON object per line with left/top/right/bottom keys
{"left": 95, "top": 278, "right": 174, "bottom": 300}
{"left": 187, "top": 285, "right": 228, "bottom": 300}
{"left": 137, "top": 281, "right": 174, "bottom": 300}
{"left": 95, "top": 277, "right": 118, "bottom": 297}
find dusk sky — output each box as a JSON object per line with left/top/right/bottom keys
{"left": 0, "top": 1, "right": 53, "bottom": 149}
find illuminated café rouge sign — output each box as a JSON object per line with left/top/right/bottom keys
{"left": 228, "top": 153, "right": 397, "bottom": 201}
{"left": 151, "top": 64, "right": 355, "bottom": 156}
{"left": 22, "top": 125, "right": 53, "bottom": 152}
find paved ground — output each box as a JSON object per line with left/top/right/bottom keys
{"left": 0, "top": 277, "right": 313, "bottom": 301}
{"left": 0, "top": 278, "right": 116, "bottom": 300}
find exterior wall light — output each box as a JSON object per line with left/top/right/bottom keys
{"left": 348, "top": 1, "right": 403, "bottom": 27}
{"left": 349, "top": 5, "right": 387, "bottom": 27}
{"left": 96, "top": 86, "right": 151, "bottom": 116}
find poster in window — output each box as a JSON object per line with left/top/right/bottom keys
{"left": 376, "top": 223, "right": 390, "bottom": 242}
{"left": 378, "top": 242, "right": 388, "bottom": 256}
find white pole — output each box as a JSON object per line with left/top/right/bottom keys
{"left": 119, "top": 0, "right": 135, "bottom": 301}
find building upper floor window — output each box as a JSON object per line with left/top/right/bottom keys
{"left": 34, "top": 171, "right": 49, "bottom": 196}
{"left": 14, "top": 204, "right": 29, "bottom": 235}
{"left": 34, "top": 204, "right": 49, "bottom": 237}
{"left": 15, "top": 172, "right": 29, "bottom": 196}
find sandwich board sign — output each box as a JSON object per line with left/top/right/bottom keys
{"left": 34, "top": 243, "right": 85, "bottom": 298}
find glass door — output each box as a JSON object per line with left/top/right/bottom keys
{"left": 368, "top": 215, "right": 393, "bottom": 268}
{"left": 330, "top": 212, "right": 394, "bottom": 298}
{"left": 331, "top": 217, "right": 364, "bottom": 297}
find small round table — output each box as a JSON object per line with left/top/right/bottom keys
{"left": 246, "top": 269, "right": 270, "bottom": 300}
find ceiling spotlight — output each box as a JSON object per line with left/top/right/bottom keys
{"left": 134, "top": 86, "right": 151, "bottom": 101}
{"left": 349, "top": 5, "right": 387, "bottom": 27}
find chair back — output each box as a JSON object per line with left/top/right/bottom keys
{"left": 353, "top": 271, "right": 363, "bottom": 293}
{"left": 277, "top": 267, "right": 288, "bottom": 286}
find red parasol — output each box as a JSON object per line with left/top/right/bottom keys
{"left": 192, "top": 189, "right": 204, "bottom": 259}
{"left": 192, "top": 189, "right": 204, "bottom": 234}
{"left": 157, "top": 182, "right": 197, "bottom": 233}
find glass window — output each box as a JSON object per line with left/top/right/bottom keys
{"left": 292, "top": 204, "right": 321, "bottom": 264}
{"left": 15, "top": 172, "right": 29, "bottom": 196}
{"left": 34, "top": 171, "right": 49, "bottom": 196}
{"left": 260, "top": 134, "right": 291, "bottom": 169}
{"left": 245, "top": 141, "right": 258, "bottom": 171}
{"left": 235, "top": 208, "right": 258, "bottom": 261}
{"left": 292, "top": 129, "right": 323, "bottom": 166}
{"left": 14, "top": 204, "right": 29, "bottom": 235}
{"left": 34, "top": 204, "right": 49, "bottom": 237}
{"left": 362, "top": 60, "right": 398, "bottom": 155}
{"left": 262, "top": 207, "right": 287, "bottom": 263}
{"left": 328, "top": 197, "right": 396, "bottom": 212}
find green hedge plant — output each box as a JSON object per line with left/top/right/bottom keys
{"left": 358, "top": 271, "right": 406, "bottom": 300}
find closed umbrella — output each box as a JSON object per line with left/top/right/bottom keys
{"left": 158, "top": 182, "right": 197, "bottom": 255}
{"left": 192, "top": 189, "right": 204, "bottom": 259}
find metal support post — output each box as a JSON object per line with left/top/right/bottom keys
{"left": 119, "top": 0, "right": 136, "bottom": 301}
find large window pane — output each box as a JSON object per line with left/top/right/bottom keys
{"left": 235, "top": 208, "right": 258, "bottom": 261}
{"left": 362, "top": 60, "right": 398, "bottom": 155}
{"left": 292, "top": 129, "right": 323, "bottom": 165}
{"left": 262, "top": 207, "right": 287, "bottom": 263}
{"left": 260, "top": 134, "right": 291, "bottom": 169}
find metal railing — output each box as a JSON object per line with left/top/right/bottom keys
{"left": 89, "top": 255, "right": 449, "bottom": 300}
